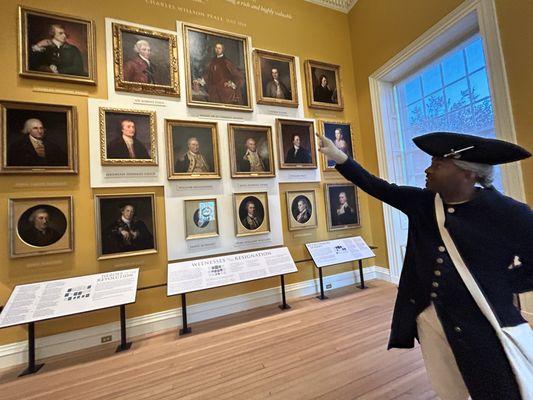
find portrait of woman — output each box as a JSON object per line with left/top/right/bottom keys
{"left": 320, "top": 121, "right": 354, "bottom": 170}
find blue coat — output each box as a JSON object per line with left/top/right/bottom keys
{"left": 337, "top": 158, "right": 532, "bottom": 399}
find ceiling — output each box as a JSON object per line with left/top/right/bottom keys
{"left": 304, "top": 0, "right": 358, "bottom": 13}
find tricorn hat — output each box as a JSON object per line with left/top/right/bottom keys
{"left": 413, "top": 132, "right": 531, "bottom": 165}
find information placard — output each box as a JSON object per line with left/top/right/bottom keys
{"left": 0, "top": 269, "right": 139, "bottom": 329}
{"left": 305, "top": 237, "right": 375, "bottom": 268}
{"left": 167, "top": 247, "right": 297, "bottom": 295}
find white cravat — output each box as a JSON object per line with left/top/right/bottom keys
{"left": 139, "top": 54, "right": 150, "bottom": 66}
{"left": 29, "top": 135, "right": 45, "bottom": 157}
{"left": 122, "top": 135, "right": 136, "bottom": 158}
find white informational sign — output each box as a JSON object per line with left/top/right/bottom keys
{"left": 0, "top": 269, "right": 139, "bottom": 329}
{"left": 167, "top": 247, "right": 297, "bottom": 295}
{"left": 305, "top": 237, "right": 375, "bottom": 268}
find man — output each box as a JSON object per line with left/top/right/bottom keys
{"left": 318, "top": 131, "right": 533, "bottom": 399}
{"left": 20, "top": 208, "right": 63, "bottom": 247}
{"left": 313, "top": 74, "right": 334, "bottom": 103}
{"left": 7, "top": 118, "right": 67, "bottom": 167}
{"left": 194, "top": 43, "right": 244, "bottom": 104}
{"left": 29, "top": 23, "right": 85, "bottom": 76}
{"left": 265, "top": 68, "right": 291, "bottom": 100}
{"left": 285, "top": 134, "right": 311, "bottom": 164}
{"left": 175, "top": 137, "right": 210, "bottom": 173}
{"left": 295, "top": 198, "right": 311, "bottom": 224}
{"left": 107, "top": 119, "right": 150, "bottom": 160}
{"left": 335, "top": 191, "right": 356, "bottom": 225}
{"left": 241, "top": 200, "right": 261, "bottom": 230}
{"left": 103, "top": 204, "right": 154, "bottom": 254}
{"left": 240, "top": 137, "right": 266, "bottom": 172}
{"left": 123, "top": 39, "right": 158, "bottom": 84}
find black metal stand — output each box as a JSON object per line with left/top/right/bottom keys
{"left": 279, "top": 275, "right": 291, "bottom": 310}
{"left": 19, "top": 322, "right": 44, "bottom": 377}
{"left": 316, "top": 267, "right": 328, "bottom": 300}
{"left": 357, "top": 259, "right": 366, "bottom": 289}
{"left": 116, "top": 304, "right": 132, "bottom": 352}
{"left": 179, "top": 293, "right": 192, "bottom": 336}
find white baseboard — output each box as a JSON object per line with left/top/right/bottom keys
{"left": 0, "top": 265, "right": 391, "bottom": 370}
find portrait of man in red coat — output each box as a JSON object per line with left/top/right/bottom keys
{"left": 123, "top": 39, "right": 159, "bottom": 84}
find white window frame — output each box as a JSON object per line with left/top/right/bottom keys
{"left": 369, "top": 0, "right": 526, "bottom": 282}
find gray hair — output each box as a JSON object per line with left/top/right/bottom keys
{"left": 452, "top": 159, "right": 494, "bottom": 188}
{"left": 22, "top": 118, "right": 43, "bottom": 134}
{"left": 134, "top": 40, "right": 150, "bottom": 53}
{"left": 29, "top": 208, "right": 49, "bottom": 223}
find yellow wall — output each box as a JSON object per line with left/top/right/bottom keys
{"left": 347, "top": 0, "right": 533, "bottom": 272}
{"left": 0, "top": 0, "right": 373, "bottom": 347}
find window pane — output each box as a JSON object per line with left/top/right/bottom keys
{"left": 407, "top": 100, "right": 424, "bottom": 129}
{"left": 442, "top": 51, "right": 466, "bottom": 85}
{"left": 405, "top": 77, "right": 422, "bottom": 105}
{"left": 465, "top": 39, "right": 485, "bottom": 72}
{"left": 445, "top": 78, "right": 470, "bottom": 111}
{"left": 425, "top": 90, "right": 445, "bottom": 118}
{"left": 469, "top": 68, "right": 491, "bottom": 101}
{"left": 473, "top": 99, "right": 494, "bottom": 130}
{"left": 421, "top": 64, "right": 442, "bottom": 95}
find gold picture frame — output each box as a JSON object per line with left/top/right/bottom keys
{"left": 234, "top": 192, "right": 270, "bottom": 237}
{"left": 276, "top": 118, "right": 317, "bottom": 169}
{"left": 228, "top": 123, "right": 275, "bottom": 178}
{"left": 165, "top": 119, "right": 220, "bottom": 180}
{"left": 9, "top": 196, "right": 74, "bottom": 258}
{"left": 99, "top": 107, "right": 157, "bottom": 166}
{"left": 304, "top": 60, "right": 344, "bottom": 111}
{"left": 184, "top": 198, "right": 219, "bottom": 240}
{"left": 95, "top": 193, "right": 157, "bottom": 260}
{"left": 112, "top": 23, "right": 179, "bottom": 97}
{"left": 324, "top": 183, "right": 361, "bottom": 231}
{"left": 319, "top": 120, "right": 355, "bottom": 171}
{"left": 18, "top": 6, "right": 97, "bottom": 84}
{"left": 285, "top": 190, "right": 318, "bottom": 231}
{"left": 183, "top": 23, "right": 252, "bottom": 112}
{"left": 1, "top": 100, "right": 78, "bottom": 174}
{"left": 253, "top": 49, "right": 298, "bottom": 108}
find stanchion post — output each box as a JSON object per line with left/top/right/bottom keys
{"left": 19, "top": 322, "right": 44, "bottom": 377}
{"left": 279, "top": 275, "right": 291, "bottom": 310}
{"left": 316, "top": 266, "right": 328, "bottom": 300}
{"left": 116, "top": 304, "right": 132, "bottom": 352}
{"left": 358, "top": 259, "right": 366, "bottom": 289}
{"left": 179, "top": 293, "right": 192, "bottom": 336}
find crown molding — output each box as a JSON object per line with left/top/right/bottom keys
{"left": 304, "top": 0, "right": 358, "bottom": 14}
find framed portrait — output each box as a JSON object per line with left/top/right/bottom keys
{"left": 304, "top": 60, "right": 344, "bottom": 111}
{"left": 1, "top": 100, "right": 77, "bottom": 174}
{"left": 234, "top": 192, "right": 270, "bottom": 237}
{"left": 99, "top": 108, "right": 157, "bottom": 166}
{"left": 228, "top": 123, "right": 275, "bottom": 178}
{"left": 320, "top": 121, "right": 354, "bottom": 170}
{"left": 9, "top": 196, "right": 73, "bottom": 258}
{"left": 165, "top": 119, "right": 220, "bottom": 180}
{"left": 18, "top": 6, "right": 96, "bottom": 84}
{"left": 253, "top": 49, "right": 298, "bottom": 108}
{"left": 285, "top": 190, "right": 318, "bottom": 231}
{"left": 95, "top": 193, "right": 157, "bottom": 260}
{"left": 184, "top": 198, "right": 219, "bottom": 240}
{"left": 324, "top": 183, "right": 360, "bottom": 231}
{"left": 183, "top": 24, "right": 252, "bottom": 111}
{"left": 276, "top": 118, "right": 317, "bottom": 169}
{"left": 112, "top": 23, "right": 179, "bottom": 97}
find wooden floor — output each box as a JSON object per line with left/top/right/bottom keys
{"left": 0, "top": 281, "right": 436, "bottom": 399}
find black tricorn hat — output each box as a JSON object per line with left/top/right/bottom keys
{"left": 413, "top": 132, "right": 531, "bottom": 165}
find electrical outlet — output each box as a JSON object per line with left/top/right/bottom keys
{"left": 326, "top": 284, "right": 332, "bottom": 289}
{"left": 101, "top": 335, "right": 112, "bottom": 343}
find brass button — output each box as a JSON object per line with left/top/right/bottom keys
{"left": 434, "top": 270, "right": 442, "bottom": 277}
{"left": 438, "top": 246, "right": 446, "bottom": 252}
{"left": 409, "top": 298, "right": 416, "bottom": 304}
{"left": 447, "top": 207, "right": 455, "bottom": 213}
{"left": 432, "top": 282, "right": 439, "bottom": 288}
{"left": 454, "top": 326, "right": 462, "bottom": 333}
{"left": 430, "top": 292, "right": 438, "bottom": 299}
{"left": 436, "top": 258, "right": 444, "bottom": 264}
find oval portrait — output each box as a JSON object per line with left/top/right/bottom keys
{"left": 238, "top": 196, "right": 265, "bottom": 231}
{"left": 17, "top": 204, "right": 67, "bottom": 247}
{"left": 291, "top": 195, "right": 313, "bottom": 224}
{"left": 193, "top": 203, "right": 215, "bottom": 228}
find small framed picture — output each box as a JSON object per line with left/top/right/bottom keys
{"left": 18, "top": 6, "right": 96, "bottom": 84}
{"left": 324, "top": 183, "right": 360, "bottom": 231}
{"left": 276, "top": 118, "right": 317, "bottom": 169}
{"left": 234, "top": 192, "right": 270, "bottom": 237}
{"left": 286, "top": 190, "right": 318, "bottom": 231}
{"left": 95, "top": 193, "right": 157, "bottom": 260}
{"left": 183, "top": 24, "right": 252, "bottom": 111}
{"left": 228, "top": 123, "right": 275, "bottom": 178}
{"left": 253, "top": 49, "right": 298, "bottom": 108}
{"left": 112, "top": 23, "right": 179, "bottom": 97}
{"left": 99, "top": 108, "right": 157, "bottom": 165}
{"left": 165, "top": 119, "right": 220, "bottom": 180}
{"left": 305, "top": 60, "right": 343, "bottom": 110}
{"left": 1, "top": 100, "right": 77, "bottom": 174}
{"left": 9, "top": 196, "right": 73, "bottom": 258}
{"left": 184, "top": 198, "right": 219, "bottom": 240}
{"left": 320, "top": 121, "right": 354, "bottom": 170}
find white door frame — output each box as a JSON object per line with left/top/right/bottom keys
{"left": 368, "top": 0, "right": 526, "bottom": 282}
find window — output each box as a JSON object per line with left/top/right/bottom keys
{"left": 393, "top": 35, "right": 502, "bottom": 191}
